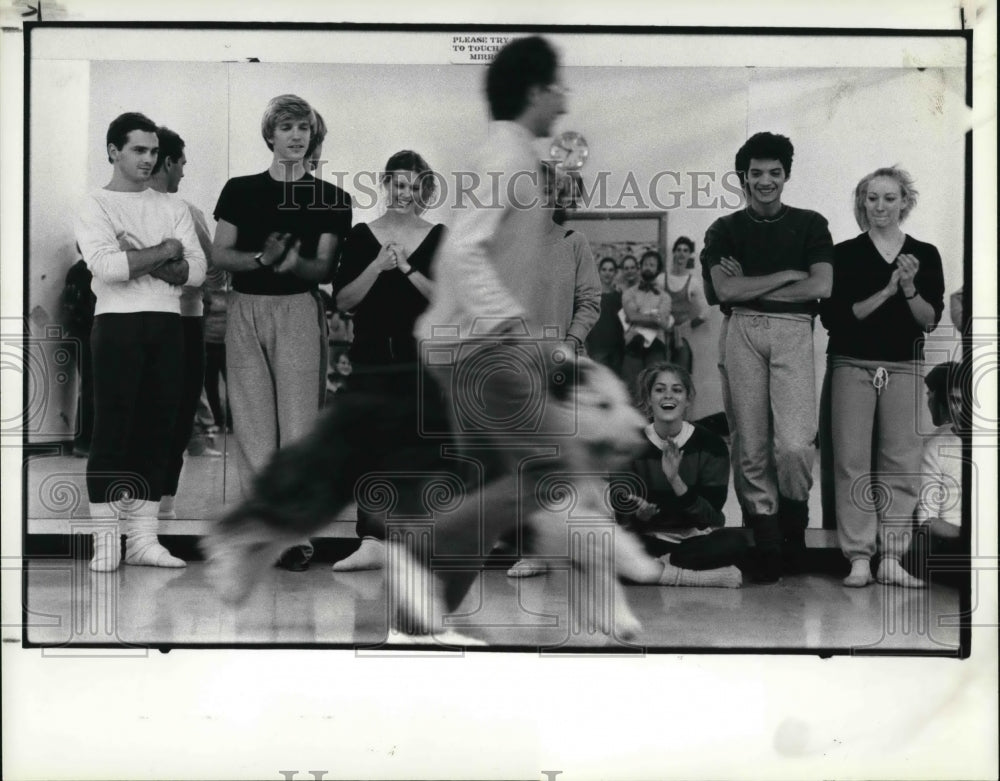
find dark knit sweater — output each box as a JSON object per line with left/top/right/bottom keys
{"left": 820, "top": 232, "right": 945, "bottom": 362}
{"left": 618, "top": 422, "right": 730, "bottom": 533}
{"left": 700, "top": 205, "right": 834, "bottom": 316}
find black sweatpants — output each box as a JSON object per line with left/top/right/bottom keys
{"left": 87, "top": 312, "right": 183, "bottom": 504}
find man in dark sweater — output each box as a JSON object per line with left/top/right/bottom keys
{"left": 700, "top": 132, "right": 834, "bottom": 582}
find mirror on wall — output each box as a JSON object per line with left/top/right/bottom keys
{"left": 24, "top": 29, "right": 967, "bottom": 527}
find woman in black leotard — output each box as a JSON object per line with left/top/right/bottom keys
{"left": 331, "top": 150, "right": 445, "bottom": 570}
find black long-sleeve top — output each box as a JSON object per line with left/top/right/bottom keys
{"left": 821, "top": 232, "right": 945, "bottom": 362}
{"left": 617, "top": 423, "right": 730, "bottom": 534}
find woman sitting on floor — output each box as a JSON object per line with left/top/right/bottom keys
{"left": 903, "top": 360, "right": 966, "bottom": 587}
{"left": 617, "top": 362, "right": 748, "bottom": 587}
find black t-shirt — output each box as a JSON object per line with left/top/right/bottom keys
{"left": 214, "top": 171, "right": 352, "bottom": 295}
{"left": 333, "top": 222, "right": 445, "bottom": 364}
{"left": 820, "top": 232, "right": 945, "bottom": 361}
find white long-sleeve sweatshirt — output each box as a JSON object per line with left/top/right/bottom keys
{"left": 74, "top": 188, "right": 207, "bottom": 316}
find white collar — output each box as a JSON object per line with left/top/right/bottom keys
{"left": 645, "top": 421, "right": 694, "bottom": 450}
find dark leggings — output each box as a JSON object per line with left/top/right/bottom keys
{"left": 162, "top": 317, "right": 206, "bottom": 496}
{"left": 87, "top": 312, "right": 183, "bottom": 504}
{"left": 204, "top": 341, "right": 231, "bottom": 429}
{"left": 638, "top": 528, "right": 750, "bottom": 571}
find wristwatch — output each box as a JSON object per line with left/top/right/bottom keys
{"left": 403, "top": 267, "right": 416, "bottom": 277}
{"left": 253, "top": 251, "right": 265, "bottom": 267}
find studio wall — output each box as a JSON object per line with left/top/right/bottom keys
{"left": 27, "top": 36, "right": 966, "bottom": 440}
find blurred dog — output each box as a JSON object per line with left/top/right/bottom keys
{"left": 203, "top": 357, "right": 659, "bottom": 642}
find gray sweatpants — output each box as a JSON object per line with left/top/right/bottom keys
{"left": 716, "top": 315, "right": 748, "bottom": 515}
{"left": 724, "top": 310, "right": 817, "bottom": 517}
{"left": 226, "top": 292, "right": 326, "bottom": 499}
{"left": 831, "top": 357, "right": 924, "bottom": 561}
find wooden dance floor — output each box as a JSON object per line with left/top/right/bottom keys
{"left": 24, "top": 559, "right": 961, "bottom": 652}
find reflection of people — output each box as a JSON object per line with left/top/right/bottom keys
{"left": 202, "top": 271, "right": 231, "bottom": 432}
{"left": 150, "top": 126, "right": 221, "bottom": 519}
{"left": 904, "top": 361, "right": 965, "bottom": 587}
{"left": 325, "top": 349, "right": 352, "bottom": 400}
{"left": 74, "top": 111, "right": 207, "bottom": 571}
{"left": 327, "top": 309, "right": 353, "bottom": 345}
{"left": 616, "top": 253, "right": 639, "bottom": 293}
{"left": 618, "top": 363, "right": 745, "bottom": 587}
{"left": 212, "top": 94, "right": 352, "bottom": 572}
{"left": 949, "top": 287, "right": 965, "bottom": 333}
{"left": 702, "top": 132, "right": 833, "bottom": 583}
{"left": 821, "top": 166, "right": 945, "bottom": 588}
{"left": 332, "top": 149, "right": 443, "bottom": 571}
{"left": 621, "top": 250, "right": 672, "bottom": 399}
{"left": 585, "top": 256, "right": 626, "bottom": 376}
{"left": 61, "top": 252, "right": 96, "bottom": 458}
{"left": 659, "top": 237, "right": 708, "bottom": 373}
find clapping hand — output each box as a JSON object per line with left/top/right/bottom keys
{"left": 395, "top": 245, "right": 413, "bottom": 275}
{"left": 260, "top": 232, "right": 293, "bottom": 267}
{"left": 273, "top": 238, "right": 302, "bottom": 274}
{"left": 884, "top": 267, "right": 901, "bottom": 296}
{"left": 632, "top": 495, "right": 660, "bottom": 523}
{"left": 896, "top": 253, "right": 920, "bottom": 295}
{"left": 661, "top": 438, "right": 682, "bottom": 482}
{"left": 375, "top": 242, "right": 401, "bottom": 273}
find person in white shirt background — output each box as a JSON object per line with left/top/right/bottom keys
{"left": 904, "top": 360, "right": 966, "bottom": 587}
{"left": 655, "top": 236, "right": 708, "bottom": 373}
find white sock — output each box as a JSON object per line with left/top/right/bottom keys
{"left": 158, "top": 495, "right": 177, "bottom": 521}
{"left": 331, "top": 537, "right": 385, "bottom": 571}
{"left": 877, "top": 557, "right": 926, "bottom": 589}
{"left": 88, "top": 502, "right": 121, "bottom": 572}
{"left": 657, "top": 555, "right": 742, "bottom": 588}
{"left": 124, "top": 504, "right": 186, "bottom": 568}
{"left": 843, "top": 558, "right": 874, "bottom": 588}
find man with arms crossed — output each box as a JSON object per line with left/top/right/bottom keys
{"left": 75, "top": 112, "right": 207, "bottom": 571}
{"left": 701, "top": 132, "right": 833, "bottom": 582}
